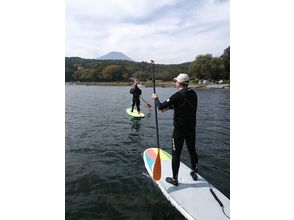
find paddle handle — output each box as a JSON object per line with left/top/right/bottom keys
{"left": 151, "top": 60, "right": 160, "bottom": 147}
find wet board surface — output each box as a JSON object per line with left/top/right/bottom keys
{"left": 126, "top": 108, "right": 145, "bottom": 118}
{"left": 143, "top": 148, "right": 230, "bottom": 220}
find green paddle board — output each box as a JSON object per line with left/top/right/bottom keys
{"left": 126, "top": 108, "right": 145, "bottom": 118}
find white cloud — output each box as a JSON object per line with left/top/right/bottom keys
{"left": 66, "top": 0, "right": 229, "bottom": 64}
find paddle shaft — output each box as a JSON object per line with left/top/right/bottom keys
{"left": 140, "top": 97, "right": 148, "bottom": 104}
{"left": 152, "top": 61, "right": 160, "bottom": 147}
{"left": 140, "top": 97, "right": 151, "bottom": 106}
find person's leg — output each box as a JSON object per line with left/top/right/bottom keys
{"left": 171, "top": 129, "right": 184, "bottom": 180}
{"left": 185, "top": 130, "right": 198, "bottom": 180}
{"left": 136, "top": 99, "right": 140, "bottom": 112}
{"left": 131, "top": 98, "right": 135, "bottom": 112}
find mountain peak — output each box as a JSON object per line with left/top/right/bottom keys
{"left": 97, "top": 51, "right": 133, "bottom": 61}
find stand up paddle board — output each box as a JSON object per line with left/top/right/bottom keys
{"left": 143, "top": 148, "right": 230, "bottom": 220}
{"left": 126, "top": 108, "right": 145, "bottom": 118}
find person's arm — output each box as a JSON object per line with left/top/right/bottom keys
{"left": 152, "top": 93, "right": 177, "bottom": 111}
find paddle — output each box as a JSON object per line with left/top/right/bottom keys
{"left": 151, "top": 60, "right": 161, "bottom": 181}
{"left": 140, "top": 97, "right": 152, "bottom": 109}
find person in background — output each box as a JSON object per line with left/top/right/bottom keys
{"left": 151, "top": 73, "right": 198, "bottom": 186}
{"left": 130, "top": 80, "right": 142, "bottom": 113}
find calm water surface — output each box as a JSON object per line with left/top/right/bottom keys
{"left": 65, "top": 85, "right": 230, "bottom": 220}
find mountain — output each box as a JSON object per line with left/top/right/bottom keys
{"left": 97, "top": 51, "right": 133, "bottom": 61}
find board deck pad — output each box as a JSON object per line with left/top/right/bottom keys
{"left": 143, "top": 148, "right": 230, "bottom": 220}
{"left": 126, "top": 108, "right": 145, "bottom": 118}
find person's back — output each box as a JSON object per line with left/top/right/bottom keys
{"left": 173, "top": 88, "right": 197, "bottom": 133}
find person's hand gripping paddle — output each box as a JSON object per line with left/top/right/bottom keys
{"left": 151, "top": 60, "right": 161, "bottom": 181}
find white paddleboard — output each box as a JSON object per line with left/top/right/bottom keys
{"left": 143, "top": 148, "right": 230, "bottom": 220}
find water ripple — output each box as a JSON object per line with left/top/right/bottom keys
{"left": 66, "top": 85, "right": 230, "bottom": 219}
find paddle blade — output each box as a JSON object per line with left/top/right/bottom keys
{"left": 147, "top": 103, "right": 152, "bottom": 108}
{"left": 152, "top": 148, "right": 161, "bottom": 180}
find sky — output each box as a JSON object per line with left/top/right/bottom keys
{"left": 65, "top": 0, "right": 229, "bottom": 64}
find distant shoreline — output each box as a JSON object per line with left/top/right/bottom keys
{"left": 65, "top": 81, "right": 230, "bottom": 91}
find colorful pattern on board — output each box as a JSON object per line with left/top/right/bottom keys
{"left": 145, "top": 148, "right": 171, "bottom": 171}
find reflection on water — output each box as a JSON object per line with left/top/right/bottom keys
{"left": 131, "top": 118, "right": 141, "bottom": 130}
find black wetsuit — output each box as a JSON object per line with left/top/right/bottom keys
{"left": 154, "top": 87, "right": 198, "bottom": 179}
{"left": 130, "top": 86, "right": 142, "bottom": 112}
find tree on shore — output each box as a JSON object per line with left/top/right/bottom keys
{"left": 102, "top": 64, "right": 128, "bottom": 81}
{"left": 187, "top": 46, "right": 230, "bottom": 82}
{"left": 73, "top": 68, "right": 98, "bottom": 82}
{"left": 221, "top": 47, "right": 230, "bottom": 80}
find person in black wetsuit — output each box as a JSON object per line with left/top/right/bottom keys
{"left": 130, "top": 80, "right": 142, "bottom": 113}
{"left": 152, "top": 73, "right": 198, "bottom": 186}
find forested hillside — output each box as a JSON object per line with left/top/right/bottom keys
{"left": 65, "top": 47, "right": 229, "bottom": 83}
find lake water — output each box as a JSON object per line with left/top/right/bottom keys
{"left": 65, "top": 85, "right": 230, "bottom": 220}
